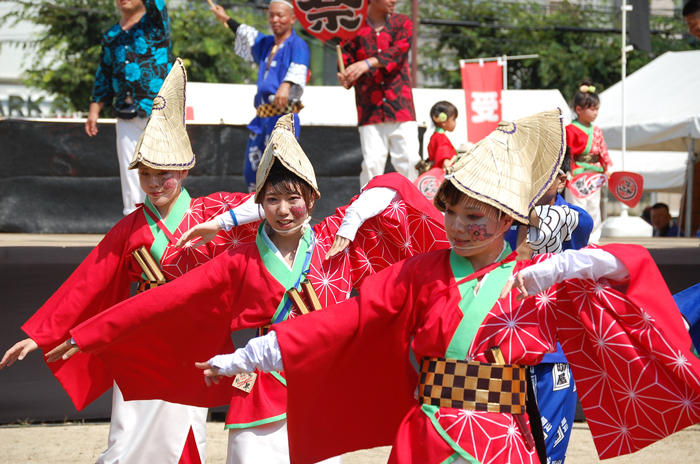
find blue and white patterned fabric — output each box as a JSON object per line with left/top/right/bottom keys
{"left": 505, "top": 192, "right": 592, "bottom": 463}
{"left": 91, "top": 0, "right": 172, "bottom": 117}
{"left": 233, "top": 25, "right": 309, "bottom": 189}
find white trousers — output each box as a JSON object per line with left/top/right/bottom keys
{"left": 226, "top": 419, "right": 341, "bottom": 464}
{"left": 97, "top": 383, "right": 208, "bottom": 464}
{"left": 565, "top": 187, "right": 602, "bottom": 244}
{"left": 116, "top": 118, "right": 147, "bottom": 215}
{"left": 358, "top": 121, "right": 420, "bottom": 187}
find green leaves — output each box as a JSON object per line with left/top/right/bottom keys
{"left": 415, "top": 0, "right": 698, "bottom": 99}
{"left": 1, "top": 0, "right": 269, "bottom": 113}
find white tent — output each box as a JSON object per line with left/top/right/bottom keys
{"left": 597, "top": 50, "right": 700, "bottom": 153}
{"left": 184, "top": 83, "right": 568, "bottom": 159}
{"left": 596, "top": 50, "right": 699, "bottom": 233}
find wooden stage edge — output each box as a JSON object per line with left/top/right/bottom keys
{"left": 0, "top": 233, "right": 698, "bottom": 249}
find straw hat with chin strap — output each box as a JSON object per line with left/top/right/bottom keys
{"left": 255, "top": 114, "right": 321, "bottom": 201}
{"left": 435, "top": 108, "right": 565, "bottom": 223}
{"left": 128, "top": 58, "right": 196, "bottom": 171}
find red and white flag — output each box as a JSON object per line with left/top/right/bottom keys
{"left": 460, "top": 61, "right": 502, "bottom": 143}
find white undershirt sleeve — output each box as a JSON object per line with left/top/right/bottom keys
{"left": 209, "top": 331, "right": 283, "bottom": 377}
{"left": 519, "top": 248, "right": 630, "bottom": 297}
{"left": 336, "top": 187, "right": 397, "bottom": 241}
{"left": 283, "top": 62, "right": 308, "bottom": 89}
{"left": 215, "top": 195, "right": 264, "bottom": 231}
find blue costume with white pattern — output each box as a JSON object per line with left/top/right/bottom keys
{"left": 233, "top": 24, "right": 310, "bottom": 190}
{"left": 506, "top": 193, "right": 593, "bottom": 464}
{"left": 91, "top": 0, "right": 172, "bottom": 117}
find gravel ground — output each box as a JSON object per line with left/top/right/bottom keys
{"left": 0, "top": 422, "right": 699, "bottom": 463}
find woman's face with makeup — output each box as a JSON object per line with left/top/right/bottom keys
{"left": 261, "top": 185, "right": 313, "bottom": 234}
{"left": 137, "top": 165, "right": 187, "bottom": 208}
{"left": 443, "top": 199, "right": 511, "bottom": 258}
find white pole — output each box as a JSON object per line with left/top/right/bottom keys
{"left": 620, "top": 0, "right": 633, "bottom": 216}
{"left": 503, "top": 55, "right": 507, "bottom": 90}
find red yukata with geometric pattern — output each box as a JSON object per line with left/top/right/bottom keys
{"left": 69, "top": 174, "right": 450, "bottom": 429}
{"left": 22, "top": 189, "right": 256, "bottom": 410}
{"left": 271, "top": 244, "right": 700, "bottom": 464}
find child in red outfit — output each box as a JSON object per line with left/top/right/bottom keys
{"left": 564, "top": 79, "right": 612, "bottom": 243}
{"left": 427, "top": 101, "right": 458, "bottom": 171}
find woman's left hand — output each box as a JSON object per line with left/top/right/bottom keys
{"left": 45, "top": 339, "right": 81, "bottom": 363}
{"left": 325, "top": 235, "right": 351, "bottom": 260}
{"left": 195, "top": 361, "right": 223, "bottom": 387}
{"left": 499, "top": 272, "right": 531, "bottom": 301}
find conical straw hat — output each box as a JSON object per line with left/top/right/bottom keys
{"left": 255, "top": 114, "right": 321, "bottom": 200}
{"left": 435, "top": 108, "right": 565, "bottom": 223}
{"left": 128, "top": 58, "right": 195, "bottom": 170}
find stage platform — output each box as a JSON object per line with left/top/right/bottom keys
{"left": 1, "top": 233, "right": 698, "bottom": 424}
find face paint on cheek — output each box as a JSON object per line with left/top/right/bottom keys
{"left": 162, "top": 178, "right": 178, "bottom": 191}
{"left": 467, "top": 222, "right": 494, "bottom": 242}
{"left": 290, "top": 205, "right": 307, "bottom": 220}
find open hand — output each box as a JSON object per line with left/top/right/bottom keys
{"left": 499, "top": 272, "right": 530, "bottom": 301}
{"left": 325, "top": 235, "right": 351, "bottom": 260}
{"left": 0, "top": 338, "right": 38, "bottom": 370}
{"left": 176, "top": 219, "right": 222, "bottom": 248}
{"left": 45, "top": 339, "right": 81, "bottom": 363}
{"left": 195, "top": 361, "right": 223, "bottom": 387}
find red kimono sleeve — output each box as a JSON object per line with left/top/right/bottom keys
{"left": 273, "top": 254, "right": 436, "bottom": 464}
{"left": 555, "top": 244, "right": 700, "bottom": 459}
{"left": 313, "top": 173, "right": 448, "bottom": 288}
{"left": 70, "top": 244, "right": 284, "bottom": 408}
{"left": 20, "top": 214, "right": 140, "bottom": 410}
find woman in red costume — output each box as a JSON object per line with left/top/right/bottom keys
{"left": 0, "top": 59, "right": 258, "bottom": 464}
{"left": 198, "top": 109, "right": 700, "bottom": 464}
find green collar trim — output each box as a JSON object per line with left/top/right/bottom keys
{"left": 445, "top": 244, "right": 513, "bottom": 360}
{"left": 572, "top": 120, "right": 594, "bottom": 157}
{"left": 143, "top": 188, "right": 191, "bottom": 275}
{"left": 435, "top": 127, "right": 446, "bottom": 133}
{"left": 256, "top": 221, "right": 312, "bottom": 324}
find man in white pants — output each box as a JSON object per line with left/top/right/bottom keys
{"left": 85, "top": 0, "right": 171, "bottom": 215}
{"left": 338, "top": 0, "right": 420, "bottom": 186}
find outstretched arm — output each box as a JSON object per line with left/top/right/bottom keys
{"left": 325, "top": 186, "right": 397, "bottom": 260}
{"left": 500, "top": 248, "right": 629, "bottom": 300}
{"left": 196, "top": 331, "right": 283, "bottom": 385}
{"left": 0, "top": 338, "right": 38, "bottom": 370}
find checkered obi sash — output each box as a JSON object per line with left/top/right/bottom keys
{"left": 256, "top": 101, "right": 304, "bottom": 118}
{"left": 418, "top": 357, "right": 527, "bottom": 414}
{"left": 136, "top": 278, "right": 166, "bottom": 294}
{"left": 574, "top": 153, "right": 600, "bottom": 163}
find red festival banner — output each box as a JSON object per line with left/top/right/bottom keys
{"left": 460, "top": 61, "right": 503, "bottom": 143}
{"left": 294, "top": 0, "right": 368, "bottom": 43}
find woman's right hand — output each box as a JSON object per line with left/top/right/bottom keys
{"left": 0, "top": 338, "right": 38, "bottom": 370}
{"left": 175, "top": 219, "right": 222, "bottom": 249}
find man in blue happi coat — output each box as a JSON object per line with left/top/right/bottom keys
{"left": 211, "top": 0, "right": 310, "bottom": 191}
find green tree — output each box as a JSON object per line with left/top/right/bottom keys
{"left": 415, "top": 0, "right": 698, "bottom": 98}
{"left": 0, "top": 0, "right": 268, "bottom": 114}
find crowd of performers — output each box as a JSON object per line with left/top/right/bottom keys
{"left": 2, "top": 0, "right": 700, "bottom": 463}
{"left": 2, "top": 56, "right": 700, "bottom": 464}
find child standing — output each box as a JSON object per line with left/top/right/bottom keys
{"left": 564, "top": 79, "right": 612, "bottom": 243}
{"left": 427, "top": 101, "right": 459, "bottom": 171}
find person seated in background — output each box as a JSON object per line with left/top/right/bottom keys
{"left": 651, "top": 203, "right": 683, "bottom": 237}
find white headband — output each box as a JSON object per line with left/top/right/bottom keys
{"left": 269, "top": 0, "right": 294, "bottom": 11}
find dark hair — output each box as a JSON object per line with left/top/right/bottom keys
{"left": 560, "top": 146, "right": 571, "bottom": 174}
{"left": 430, "top": 101, "right": 459, "bottom": 122}
{"left": 683, "top": 0, "right": 700, "bottom": 17}
{"left": 651, "top": 202, "right": 670, "bottom": 212}
{"left": 571, "top": 79, "right": 600, "bottom": 112}
{"left": 255, "top": 163, "right": 316, "bottom": 213}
